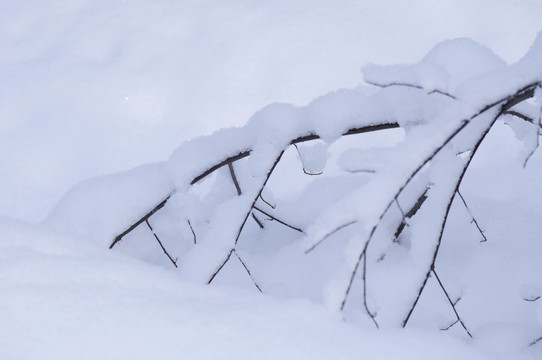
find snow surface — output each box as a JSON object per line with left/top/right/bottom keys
{"left": 3, "top": 1, "right": 542, "bottom": 359}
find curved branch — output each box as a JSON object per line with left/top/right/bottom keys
{"left": 402, "top": 85, "right": 538, "bottom": 326}
{"left": 110, "top": 123, "right": 400, "bottom": 249}
{"left": 333, "top": 82, "right": 539, "bottom": 319}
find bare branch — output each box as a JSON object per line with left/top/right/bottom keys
{"left": 145, "top": 220, "right": 178, "bottom": 268}
{"left": 366, "top": 80, "right": 456, "bottom": 99}
{"left": 110, "top": 195, "right": 171, "bottom": 249}
{"left": 306, "top": 220, "right": 357, "bottom": 254}
{"left": 432, "top": 268, "right": 472, "bottom": 338}
{"left": 523, "top": 107, "right": 542, "bottom": 168}
{"left": 440, "top": 319, "right": 459, "bottom": 331}
{"left": 457, "top": 190, "right": 487, "bottom": 242}
{"left": 403, "top": 84, "right": 539, "bottom": 327}
{"left": 110, "top": 123, "right": 401, "bottom": 249}
{"left": 259, "top": 194, "right": 276, "bottom": 209}
{"left": 346, "top": 169, "right": 376, "bottom": 174}
{"left": 530, "top": 336, "right": 542, "bottom": 347}
{"left": 503, "top": 110, "right": 535, "bottom": 124}
{"left": 428, "top": 89, "right": 457, "bottom": 100}
{"left": 234, "top": 251, "right": 262, "bottom": 292}
{"left": 251, "top": 213, "right": 264, "bottom": 229}
{"left": 187, "top": 219, "right": 197, "bottom": 244}
{"left": 228, "top": 162, "right": 242, "bottom": 195}
{"left": 253, "top": 206, "right": 303, "bottom": 233}
{"left": 363, "top": 252, "right": 379, "bottom": 329}
{"left": 191, "top": 151, "right": 251, "bottom": 185}
{"left": 393, "top": 190, "right": 428, "bottom": 241}
{"left": 233, "top": 151, "right": 285, "bottom": 245}
{"left": 208, "top": 249, "right": 234, "bottom": 284}
{"left": 365, "top": 80, "right": 423, "bottom": 90}
{"left": 340, "top": 244, "right": 367, "bottom": 311}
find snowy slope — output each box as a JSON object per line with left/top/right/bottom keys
{"left": 0, "top": 218, "right": 496, "bottom": 360}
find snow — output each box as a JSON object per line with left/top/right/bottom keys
{"left": 3, "top": 1, "right": 542, "bottom": 359}
{"left": 1, "top": 218, "right": 495, "bottom": 360}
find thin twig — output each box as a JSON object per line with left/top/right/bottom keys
{"left": 365, "top": 80, "right": 423, "bottom": 90}
{"left": 457, "top": 190, "right": 487, "bottom": 242}
{"left": 110, "top": 123, "right": 400, "bottom": 249}
{"left": 523, "top": 107, "right": 542, "bottom": 168}
{"left": 401, "top": 84, "right": 538, "bottom": 327}
{"left": 393, "top": 190, "right": 428, "bottom": 240}
{"left": 503, "top": 110, "right": 535, "bottom": 124}
{"left": 530, "top": 336, "right": 542, "bottom": 346}
{"left": 452, "top": 296, "right": 461, "bottom": 306}
{"left": 346, "top": 169, "right": 376, "bottom": 174}
{"left": 232, "top": 151, "right": 285, "bottom": 246}
{"left": 432, "top": 268, "right": 472, "bottom": 338}
{"left": 187, "top": 219, "right": 197, "bottom": 244}
{"left": 363, "top": 252, "right": 379, "bottom": 328}
{"left": 234, "top": 251, "right": 262, "bottom": 292}
{"left": 259, "top": 194, "right": 276, "bottom": 209}
{"left": 395, "top": 199, "right": 405, "bottom": 218}
{"left": 110, "top": 195, "right": 171, "bottom": 249}
{"left": 440, "top": 319, "right": 459, "bottom": 331}
{"left": 253, "top": 206, "right": 303, "bottom": 233}
{"left": 523, "top": 296, "right": 541, "bottom": 302}
{"left": 306, "top": 220, "right": 357, "bottom": 253}
{"left": 251, "top": 213, "right": 264, "bottom": 229}
{"left": 428, "top": 89, "right": 457, "bottom": 100}
{"left": 208, "top": 249, "right": 234, "bottom": 284}
{"left": 340, "top": 245, "right": 366, "bottom": 311}
{"left": 145, "top": 220, "right": 178, "bottom": 268}
{"left": 228, "top": 162, "right": 242, "bottom": 195}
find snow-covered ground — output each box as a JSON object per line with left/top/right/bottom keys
{"left": 2, "top": 1, "right": 542, "bottom": 359}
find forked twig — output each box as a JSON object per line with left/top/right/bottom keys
{"left": 432, "top": 268, "right": 472, "bottom": 338}
{"left": 253, "top": 206, "right": 303, "bottom": 233}
{"left": 457, "top": 190, "right": 487, "bottom": 242}
{"left": 440, "top": 319, "right": 459, "bottom": 331}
